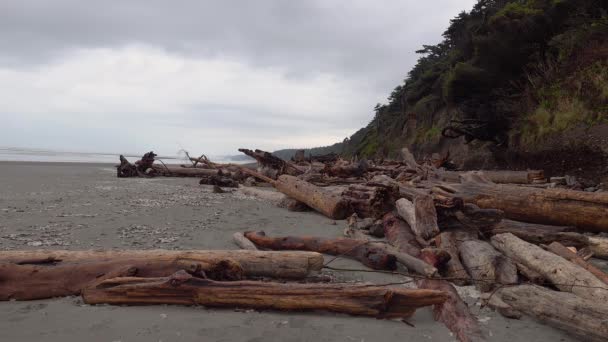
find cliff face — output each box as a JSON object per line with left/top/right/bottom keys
{"left": 278, "top": 0, "right": 608, "bottom": 182}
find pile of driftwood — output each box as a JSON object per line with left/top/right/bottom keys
{"left": 86, "top": 148, "right": 608, "bottom": 341}
{"left": 200, "top": 147, "right": 606, "bottom": 342}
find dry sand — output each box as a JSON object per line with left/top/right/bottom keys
{"left": 0, "top": 161, "right": 578, "bottom": 341}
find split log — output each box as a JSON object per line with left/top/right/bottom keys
{"left": 232, "top": 233, "right": 258, "bottom": 251}
{"left": 83, "top": 270, "right": 447, "bottom": 319}
{"left": 484, "top": 219, "right": 587, "bottom": 248}
{"left": 273, "top": 175, "right": 351, "bottom": 220}
{"left": 438, "top": 178, "right": 608, "bottom": 232}
{"left": 491, "top": 233, "right": 608, "bottom": 301}
{"left": 546, "top": 242, "right": 608, "bottom": 285}
{"left": 589, "top": 236, "right": 608, "bottom": 259}
{"left": 395, "top": 196, "right": 440, "bottom": 240}
{"left": 244, "top": 231, "right": 397, "bottom": 270}
{"left": 458, "top": 240, "right": 517, "bottom": 292}
{"left": 417, "top": 279, "right": 486, "bottom": 342}
{"left": 497, "top": 285, "right": 608, "bottom": 342}
{"left": 434, "top": 231, "right": 472, "bottom": 286}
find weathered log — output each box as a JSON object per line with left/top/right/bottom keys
{"left": 274, "top": 175, "right": 351, "bottom": 220}
{"left": 151, "top": 165, "right": 220, "bottom": 177}
{"left": 395, "top": 196, "right": 440, "bottom": 240}
{"left": 491, "top": 233, "right": 608, "bottom": 301}
{"left": 546, "top": 241, "right": 608, "bottom": 285}
{"left": 324, "top": 160, "right": 368, "bottom": 178}
{"left": 439, "top": 170, "right": 545, "bottom": 184}
{"left": 232, "top": 233, "right": 258, "bottom": 251}
{"left": 238, "top": 148, "right": 304, "bottom": 176}
{"left": 342, "top": 184, "right": 396, "bottom": 219}
{"left": 497, "top": 285, "right": 608, "bottom": 342}
{"left": 458, "top": 240, "right": 517, "bottom": 292}
{"left": 485, "top": 219, "right": 587, "bottom": 248}
{"left": 589, "top": 236, "right": 608, "bottom": 259}
{"left": 116, "top": 155, "right": 138, "bottom": 177}
{"left": 382, "top": 212, "right": 425, "bottom": 257}
{"left": 515, "top": 262, "right": 545, "bottom": 284}
{"left": 417, "top": 279, "right": 486, "bottom": 342}
{"left": 83, "top": 270, "right": 447, "bottom": 319}
{"left": 438, "top": 178, "right": 608, "bottom": 232}
{"left": 243, "top": 231, "right": 397, "bottom": 270}
{"left": 434, "top": 231, "right": 472, "bottom": 286}
{"left": 0, "top": 250, "right": 323, "bottom": 289}
{"left": 343, "top": 226, "right": 438, "bottom": 277}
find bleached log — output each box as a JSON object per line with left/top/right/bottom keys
{"left": 546, "top": 242, "right": 608, "bottom": 285}
{"left": 232, "top": 233, "right": 258, "bottom": 251}
{"left": 395, "top": 196, "right": 440, "bottom": 240}
{"left": 458, "top": 240, "right": 517, "bottom": 292}
{"left": 497, "top": 285, "right": 608, "bottom": 342}
{"left": 589, "top": 236, "right": 608, "bottom": 259}
{"left": 491, "top": 233, "right": 608, "bottom": 301}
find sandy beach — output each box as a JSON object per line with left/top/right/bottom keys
{"left": 0, "top": 161, "right": 578, "bottom": 342}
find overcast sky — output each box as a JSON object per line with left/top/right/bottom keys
{"left": 0, "top": 0, "right": 477, "bottom": 156}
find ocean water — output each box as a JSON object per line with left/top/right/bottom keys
{"left": 0, "top": 147, "right": 249, "bottom": 164}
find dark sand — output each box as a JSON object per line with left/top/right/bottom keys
{"left": 0, "top": 161, "right": 577, "bottom": 341}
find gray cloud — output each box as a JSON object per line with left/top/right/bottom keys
{"left": 0, "top": 0, "right": 477, "bottom": 155}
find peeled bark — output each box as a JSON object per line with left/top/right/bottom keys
{"left": 546, "top": 241, "right": 608, "bottom": 285}
{"left": 491, "top": 233, "right": 608, "bottom": 301}
{"left": 274, "top": 175, "right": 351, "bottom": 220}
{"left": 395, "top": 196, "right": 440, "bottom": 240}
{"left": 497, "top": 285, "right": 608, "bottom": 342}
{"left": 458, "top": 240, "right": 517, "bottom": 292}
{"left": 417, "top": 279, "right": 486, "bottom": 342}
{"left": 244, "top": 231, "right": 397, "bottom": 270}
{"left": 441, "top": 180, "right": 608, "bottom": 232}
{"left": 83, "top": 270, "right": 446, "bottom": 319}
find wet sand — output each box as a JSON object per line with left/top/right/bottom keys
{"left": 0, "top": 161, "right": 577, "bottom": 341}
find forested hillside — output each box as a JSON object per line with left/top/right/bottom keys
{"left": 277, "top": 0, "right": 607, "bottom": 179}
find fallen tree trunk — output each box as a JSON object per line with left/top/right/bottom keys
{"left": 395, "top": 196, "right": 440, "bottom": 240}
{"left": 417, "top": 279, "right": 486, "bottom": 342}
{"left": 438, "top": 179, "right": 608, "bottom": 232}
{"left": 151, "top": 165, "right": 220, "bottom": 177}
{"left": 244, "top": 231, "right": 397, "bottom": 270}
{"left": 83, "top": 270, "right": 447, "bottom": 319}
{"left": 0, "top": 250, "right": 323, "bottom": 284}
{"left": 491, "top": 233, "right": 608, "bottom": 301}
{"left": 546, "top": 241, "right": 608, "bottom": 285}
{"left": 484, "top": 219, "right": 586, "bottom": 248}
{"left": 497, "top": 285, "right": 608, "bottom": 342}
{"left": 438, "top": 170, "right": 545, "bottom": 184}
{"left": 458, "top": 240, "right": 517, "bottom": 292}
{"left": 273, "top": 175, "right": 351, "bottom": 220}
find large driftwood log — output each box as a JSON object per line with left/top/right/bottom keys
{"left": 438, "top": 170, "right": 545, "bottom": 184}
{"left": 546, "top": 242, "right": 608, "bottom": 285}
{"left": 438, "top": 179, "right": 608, "bottom": 232}
{"left": 458, "top": 240, "right": 517, "bottom": 292}
{"left": 0, "top": 250, "right": 323, "bottom": 281}
{"left": 238, "top": 148, "right": 304, "bottom": 176}
{"left": 83, "top": 270, "right": 447, "bottom": 319}
{"left": 485, "top": 219, "right": 587, "bottom": 248}
{"left": 273, "top": 175, "right": 351, "bottom": 219}
{"left": 497, "top": 285, "right": 608, "bottom": 342}
{"left": 151, "top": 165, "right": 220, "bottom": 177}
{"left": 491, "top": 233, "right": 608, "bottom": 301}
{"left": 395, "top": 196, "right": 440, "bottom": 240}
{"left": 417, "top": 279, "right": 486, "bottom": 342}
{"left": 243, "top": 231, "right": 397, "bottom": 270}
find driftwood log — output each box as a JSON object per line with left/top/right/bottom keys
{"left": 438, "top": 170, "right": 545, "bottom": 184}
{"left": 434, "top": 231, "right": 472, "bottom": 286}
{"left": 589, "top": 236, "right": 608, "bottom": 259}
{"left": 437, "top": 178, "right": 608, "bottom": 232}
{"left": 491, "top": 233, "right": 608, "bottom": 301}
{"left": 497, "top": 285, "right": 608, "bottom": 342}
{"left": 83, "top": 270, "right": 447, "bottom": 319}
{"left": 395, "top": 196, "right": 440, "bottom": 240}
{"left": 0, "top": 250, "right": 324, "bottom": 300}
{"left": 484, "top": 219, "right": 587, "bottom": 248}
{"left": 458, "top": 240, "right": 517, "bottom": 292}
{"left": 244, "top": 231, "right": 397, "bottom": 270}
{"left": 546, "top": 241, "right": 608, "bottom": 285}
